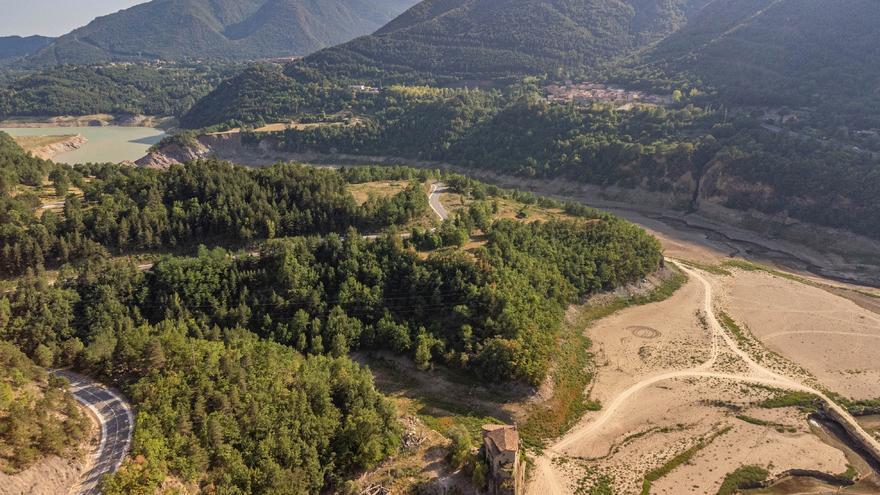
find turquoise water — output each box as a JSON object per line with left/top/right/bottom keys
{"left": 0, "top": 126, "right": 166, "bottom": 164}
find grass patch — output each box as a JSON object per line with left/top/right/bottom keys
{"left": 414, "top": 396, "right": 502, "bottom": 444}
{"left": 735, "top": 414, "right": 794, "bottom": 432}
{"left": 520, "top": 267, "right": 687, "bottom": 448}
{"left": 829, "top": 395, "right": 880, "bottom": 415}
{"left": 347, "top": 180, "right": 410, "bottom": 205}
{"left": 759, "top": 391, "right": 818, "bottom": 411}
{"left": 640, "top": 426, "right": 732, "bottom": 495}
{"left": 717, "top": 311, "right": 749, "bottom": 346}
{"left": 837, "top": 464, "right": 858, "bottom": 482}
{"left": 716, "top": 465, "right": 769, "bottom": 495}
{"left": 735, "top": 415, "right": 776, "bottom": 427}
{"left": 575, "top": 467, "right": 614, "bottom": 495}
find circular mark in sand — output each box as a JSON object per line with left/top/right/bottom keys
{"left": 629, "top": 326, "right": 661, "bottom": 339}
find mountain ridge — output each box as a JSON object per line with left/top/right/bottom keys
{"left": 0, "top": 36, "right": 55, "bottom": 64}
{"left": 292, "top": 0, "right": 714, "bottom": 82}
{"left": 23, "top": 0, "right": 418, "bottom": 66}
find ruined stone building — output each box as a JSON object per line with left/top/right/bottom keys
{"left": 481, "top": 424, "right": 523, "bottom": 495}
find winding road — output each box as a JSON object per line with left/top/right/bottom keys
{"left": 52, "top": 370, "right": 134, "bottom": 495}
{"left": 429, "top": 182, "right": 450, "bottom": 221}
{"left": 529, "top": 261, "right": 880, "bottom": 493}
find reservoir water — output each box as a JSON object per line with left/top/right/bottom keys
{"left": 0, "top": 126, "right": 166, "bottom": 164}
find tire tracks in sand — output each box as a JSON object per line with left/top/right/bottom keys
{"left": 528, "top": 261, "right": 880, "bottom": 494}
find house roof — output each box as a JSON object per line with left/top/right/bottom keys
{"left": 482, "top": 424, "right": 519, "bottom": 454}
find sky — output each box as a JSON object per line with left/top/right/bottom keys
{"left": 0, "top": 0, "right": 146, "bottom": 37}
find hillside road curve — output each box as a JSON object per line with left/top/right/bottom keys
{"left": 429, "top": 182, "right": 449, "bottom": 221}
{"left": 52, "top": 370, "right": 134, "bottom": 495}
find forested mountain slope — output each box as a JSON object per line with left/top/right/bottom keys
{"left": 0, "top": 36, "right": 54, "bottom": 65}
{"left": 0, "top": 62, "right": 242, "bottom": 118}
{"left": 627, "top": 0, "right": 880, "bottom": 110}
{"left": 293, "top": 0, "right": 712, "bottom": 82}
{"left": 23, "top": 0, "right": 418, "bottom": 66}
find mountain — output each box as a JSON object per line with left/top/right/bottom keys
{"left": 629, "top": 0, "right": 880, "bottom": 109}
{"left": 0, "top": 36, "right": 54, "bottom": 64}
{"left": 23, "top": 0, "right": 418, "bottom": 66}
{"left": 291, "top": 0, "right": 713, "bottom": 82}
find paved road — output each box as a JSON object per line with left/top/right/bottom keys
{"left": 529, "top": 261, "right": 880, "bottom": 493}
{"left": 429, "top": 182, "right": 449, "bottom": 221}
{"left": 53, "top": 370, "right": 134, "bottom": 495}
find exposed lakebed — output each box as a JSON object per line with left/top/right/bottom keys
{"left": 0, "top": 126, "right": 166, "bottom": 164}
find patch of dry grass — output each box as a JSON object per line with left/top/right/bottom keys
{"left": 347, "top": 180, "right": 410, "bottom": 205}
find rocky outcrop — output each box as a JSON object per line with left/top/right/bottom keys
{"left": 135, "top": 132, "right": 247, "bottom": 168}
{"left": 136, "top": 131, "right": 277, "bottom": 168}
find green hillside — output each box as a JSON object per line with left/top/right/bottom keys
{"left": 24, "top": 0, "right": 418, "bottom": 66}
{"left": 0, "top": 36, "right": 54, "bottom": 65}
{"left": 0, "top": 62, "right": 243, "bottom": 118}
{"left": 626, "top": 0, "right": 880, "bottom": 110}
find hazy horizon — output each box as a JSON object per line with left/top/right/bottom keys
{"left": 0, "top": 0, "right": 146, "bottom": 37}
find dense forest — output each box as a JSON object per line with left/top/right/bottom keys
{"left": 0, "top": 62, "right": 243, "bottom": 118}
{"left": 0, "top": 135, "right": 431, "bottom": 276}
{"left": 0, "top": 341, "right": 90, "bottom": 474}
{"left": 0, "top": 125, "right": 664, "bottom": 490}
{"left": 1, "top": 130, "right": 661, "bottom": 383}
{"left": 2, "top": 267, "right": 400, "bottom": 493}
{"left": 236, "top": 86, "right": 880, "bottom": 240}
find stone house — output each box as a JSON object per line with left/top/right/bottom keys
{"left": 481, "top": 424, "right": 523, "bottom": 495}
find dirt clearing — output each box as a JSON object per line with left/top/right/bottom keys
{"left": 720, "top": 269, "right": 880, "bottom": 400}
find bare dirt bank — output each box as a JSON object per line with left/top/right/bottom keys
{"left": 15, "top": 134, "right": 88, "bottom": 160}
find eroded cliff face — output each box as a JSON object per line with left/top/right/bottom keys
{"left": 30, "top": 135, "right": 88, "bottom": 160}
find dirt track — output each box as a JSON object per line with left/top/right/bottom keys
{"left": 528, "top": 262, "right": 880, "bottom": 494}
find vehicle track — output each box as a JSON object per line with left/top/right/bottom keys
{"left": 530, "top": 261, "right": 880, "bottom": 493}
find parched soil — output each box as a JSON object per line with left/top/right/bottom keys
{"left": 582, "top": 276, "right": 712, "bottom": 421}
{"left": 527, "top": 263, "right": 880, "bottom": 495}
{"left": 578, "top": 378, "right": 847, "bottom": 495}
{"left": 650, "top": 399, "right": 849, "bottom": 495}
{"left": 720, "top": 269, "right": 880, "bottom": 400}
{"left": 0, "top": 114, "right": 174, "bottom": 129}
